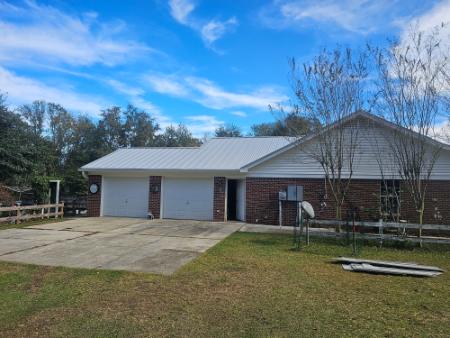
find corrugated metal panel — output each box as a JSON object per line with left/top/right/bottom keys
{"left": 248, "top": 124, "right": 450, "bottom": 180}
{"left": 81, "top": 137, "right": 292, "bottom": 171}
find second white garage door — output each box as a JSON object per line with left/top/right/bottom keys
{"left": 102, "top": 177, "right": 149, "bottom": 218}
{"left": 162, "top": 178, "right": 214, "bottom": 220}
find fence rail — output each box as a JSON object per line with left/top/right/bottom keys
{"left": 310, "top": 219, "right": 450, "bottom": 231}
{"left": 306, "top": 219, "right": 450, "bottom": 245}
{"left": 0, "top": 203, "right": 64, "bottom": 224}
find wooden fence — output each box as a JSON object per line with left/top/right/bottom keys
{"left": 307, "top": 219, "right": 450, "bottom": 245}
{"left": 0, "top": 203, "right": 64, "bottom": 224}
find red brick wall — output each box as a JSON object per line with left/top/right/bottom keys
{"left": 246, "top": 178, "right": 380, "bottom": 225}
{"left": 87, "top": 175, "right": 102, "bottom": 217}
{"left": 245, "top": 177, "right": 450, "bottom": 226}
{"left": 149, "top": 176, "right": 161, "bottom": 218}
{"left": 400, "top": 180, "right": 450, "bottom": 224}
{"left": 213, "top": 177, "right": 226, "bottom": 221}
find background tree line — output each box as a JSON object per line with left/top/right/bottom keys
{"left": 0, "top": 100, "right": 196, "bottom": 200}
{"left": 0, "top": 96, "right": 317, "bottom": 201}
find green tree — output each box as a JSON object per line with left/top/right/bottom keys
{"left": 251, "top": 112, "right": 318, "bottom": 136}
{"left": 64, "top": 115, "right": 104, "bottom": 195}
{"left": 0, "top": 95, "right": 57, "bottom": 202}
{"left": 98, "top": 106, "right": 126, "bottom": 152}
{"left": 48, "top": 103, "right": 75, "bottom": 166}
{"left": 215, "top": 124, "right": 242, "bottom": 137}
{"left": 123, "top": 105, "right": 160, "bottom": 147}
{"left": 19, "top": 100, "right": 46, "bottom": 136}
{"left": 156, "top": 124, "right": 200, "bottom": 147}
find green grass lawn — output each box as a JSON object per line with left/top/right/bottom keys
{"left": 0, "top": 232, "right": 449, "bottom": 338}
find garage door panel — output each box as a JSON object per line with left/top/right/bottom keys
{"left": 102, "top": 177, "right": 149, "bottom": 218}
{"left": 162, "top": 178, "right": 213, "bottom": 220}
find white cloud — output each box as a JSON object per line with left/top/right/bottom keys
{"left": 144, "top": 73, "right": 288, "bottom": 110}
{"left": 107, "top": 79, "right": 145, "bottom": 97}
{"left": 201, "top": 17, "right": 238, "bottom": 45}
{"left": 0, "top": 66, "right": 104, "bottom": 116}
{"left": 404, "top": 0, "right": 450, "bottom": 32}
{"left": 185, "top": 114, "right": 224, "bottom": 135}
{"left": 144, "top": 74, "right": 189, "bottom": 97}
{"left": 259, "top": 0, "right": 402, "bottom": 34}
{"left": 231, "top": 111, "right": 247, "bottom": 117}
{"left": 395, "top": 1, "right": 450, "bottom": 95}
{"left": 168, "top": 0, "right": 237, "bottom": 47}
{"left": 185, "top": 77, "right": 287, "bottom": 109}
{"left": 169, "top": 0, "right": 195, "bottom": 25}
{"left": 0, "top": 0, "right": 151, "bottom": 67}
{"left": 398, "top": 0, "right": 450, "bottom": 50}
{"left": 433, "top": 119, "right": 450, "bottom": 144}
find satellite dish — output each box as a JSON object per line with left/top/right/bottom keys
{"left": 301, "top": 201, "right": 315, "bottom": 219}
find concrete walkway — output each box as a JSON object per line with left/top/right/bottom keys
{"left": 0, "top": 218, "right": 242, "bottom": 275}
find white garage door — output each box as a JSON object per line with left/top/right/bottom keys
{"left": 162, "top": 178, "right": 214, "bottom": 220}
{"left": 102, "top": 177, "right": 149, "bottom": 218}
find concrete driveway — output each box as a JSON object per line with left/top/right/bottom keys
{"left": 0, "top": 218, "right": 242, "bottom": 275}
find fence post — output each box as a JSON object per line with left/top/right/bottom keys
{"left": 16, "top": 207, "right": 21, "bottom": 224}
{"left": 378, "top": 219, "right": 384, "bottom": 247}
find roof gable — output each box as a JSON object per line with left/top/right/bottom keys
{"left": 240, "top": 111, "right": 450, "bottom": 171}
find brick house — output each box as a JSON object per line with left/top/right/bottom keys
{"left": 81, "top": 112, "right": 450, "bottom": 225}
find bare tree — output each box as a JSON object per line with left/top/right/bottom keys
{"left": 289, "top": 48, "right": 368, "bottom": 225}
{"left": 371, "top": 25, "right": 450, "bottom": 241}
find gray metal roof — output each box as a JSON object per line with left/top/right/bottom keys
{"left": 81, "top": 137, "right": 294, "bottom": 172}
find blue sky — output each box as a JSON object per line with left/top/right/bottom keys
{"left": 1, "top": 0, "right": 449, "bottom": 136}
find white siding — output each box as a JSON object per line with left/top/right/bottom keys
{"left": 248, "top": 122, "right": 450, "bottom": 180}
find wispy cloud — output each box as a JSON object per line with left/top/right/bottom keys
{"left": 0, "top": 0, "right": 152, "bottom": 67}
{"left": 168, "top": 0, "right": 238, "bottom": 47}
{"left": 400, "top": 0, "right": 450, "bottom": 32}
{"left": 0, "top": 66, "right": 104, "bottom": 116}
{"left": 398, "top": 0, "right": 450, "bottom": 48}
{"left": 144, "top": 73, "right": 288, "bottom": 110}
{"left": 259, "top": 0, "right": 404, "bottom": 34}
{"left": 395, "top": 1, "right": 450, "bottom": 95}
{"left": 169, "top": 0, "right": 195, "bottom": 24}
{"left": 185, "top": 114, "right": 224, "bottom": 136}
{"left": 144, "top": 74, "right": 189, "bottom": 97}
{"left": 107, "top": 79, "right": 145, "bottom": 97}
{"left": 201, "top": 17, "right": 238, "bottom": 45}
{"left": 231, "top": 111, "right": 247, "bottom": 117}
{"left": 106, "top": 79, "right": 172, "bottom": 127}
{"left": 185, "top": 77, "right": 287, "bottom": 109}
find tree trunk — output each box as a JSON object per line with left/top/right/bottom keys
{"left": 418, "top": 201, "right": 424, "bottom": 248}
{"left": 335, "top": 205, "right": 342, "bottom": 232}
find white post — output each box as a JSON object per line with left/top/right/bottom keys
{"left": 55, "top": 180, "right": 60, "bottom": 205}
{"left": 279, "top": 200, "right": 282, "bottom": 228}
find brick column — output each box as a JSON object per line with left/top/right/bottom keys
{"left": 149, "top": 176, "right": 162, "bottom": 219}
{"left": 213, "top": 177, "right": 226, "bottom": 222}
{"left": 87, "top": 175, "right": 102, "bottom": 217}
